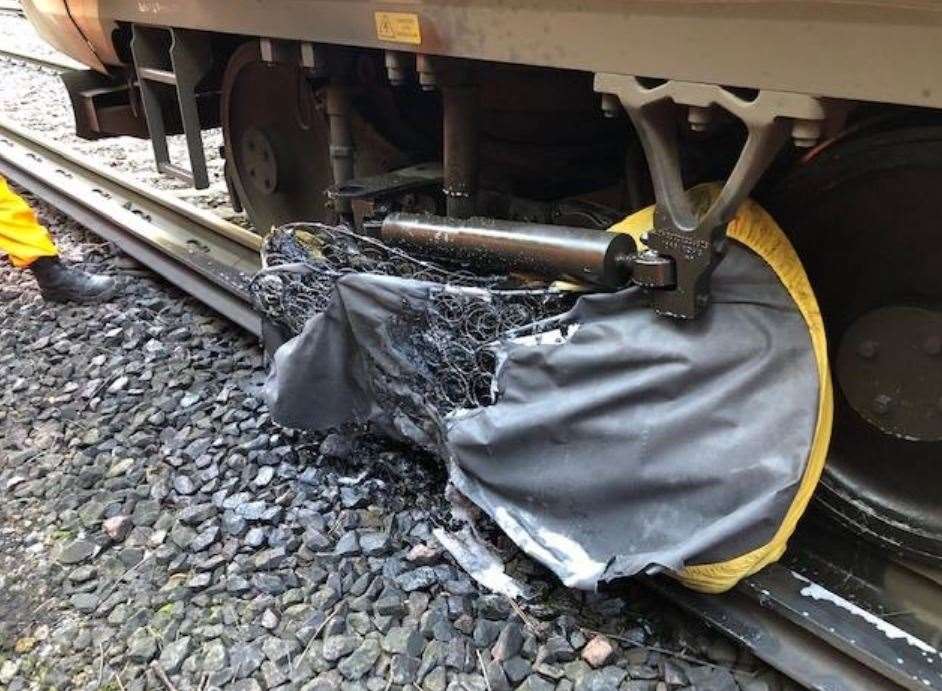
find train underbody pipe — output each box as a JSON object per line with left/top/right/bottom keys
{"left": 377, "top": 212, "right": 637, "bottom": 288}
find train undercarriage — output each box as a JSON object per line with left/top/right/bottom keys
{"left": 21, "top": 1, "right": 942, "bottom": 573}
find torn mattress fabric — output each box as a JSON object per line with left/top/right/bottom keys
{"left": 254, "top": 189, "right": 832, "bottom": 593}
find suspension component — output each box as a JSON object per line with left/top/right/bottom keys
{"left": 439, "top": 62, "right": 480, "bottom": 219}
{"left": 595, "top": 75, "right": 832, "bottom": 319}
{"left": 325, "top": 51, "right": 356, "bottom": 217}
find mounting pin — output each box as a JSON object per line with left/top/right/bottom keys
{"left": 857, "top": 340, "right": 879, "bottom": 359}
{"left": 792, "top": 118, "right": 823, "bottom": 148}
{"left": 416, "top": 55, "right": 437, "bottom": 91}
{"left": 687, "top": 105, "right": 712, "bottom": 132}
{"left": 872, "top": 394, "right": 893, "bottom": 416}
{"left": 601, "top": 94, "right": 622, "bottom": 119}
{"left": 385, "top": 51, "right": 409, "bottom": 86}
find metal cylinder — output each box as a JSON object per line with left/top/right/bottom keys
{"left": 385, "top": 50, "right": 409, "bottom": 85}
{"left": 380, "top": 213, "right": 636, "bottom": 287}
{"left": 326, "top": 84, "right": 355, "bottom": 215}
{"left": 416, "top": 54, "right": 437, "bottom": 91}
{"left": 442, "top": 83, "right": 479, "bottom": 219}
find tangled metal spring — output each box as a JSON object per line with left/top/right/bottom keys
{"left": 251, "top": 223, "right": 576, "bottom": 414}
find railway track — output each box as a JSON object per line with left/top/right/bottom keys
{"left": 0, "top": 45, "right": 82, "bottom": 71}
{"left": 651, "top": 518, "right": 942, "bottom": 690}
{"left": 0, "top": 116, "right": 261, "bottom": 333}
{"left": 0, "top": 0, "right": 23, "bottom": 17}
{"left": 0, "top": 108, "right": 939, "bottom": 690}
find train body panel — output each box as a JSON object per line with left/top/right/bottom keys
{"left": 23, "top": 0, "right": 942, "bottom": 109}
{"left": 21, "top": 0, "right": 108, "bottom": 70}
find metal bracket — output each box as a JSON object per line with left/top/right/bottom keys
{"left": 131, "top": 26, "right": 213, "bottom": 189}
{"left": 327, "top": 163, "right": 443, "bottom": 201}
{"left": 259, "top": 38, "right": 328, "bottom": 78}
{"left": 595, "top": 75, "right": 828, "bottom": 318}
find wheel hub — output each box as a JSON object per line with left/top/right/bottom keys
{"left": 765, "top": 129, "right": 942, "bottom": 564}
{"left": 241, "top": 128, "right": 279, "bottom": 195}
{"left": 836, "top": 305, "right": 942, "bottom": 442}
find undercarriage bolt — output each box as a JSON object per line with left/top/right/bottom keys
{"left": 872, "top": 394, "right": 893, "bottom": 416}
{"left": 923, "top": 335, "right": 941, "bottom": 356}
{"left": 259, "top": 38, "right": 276, "bottom": 63}
{"left": 791, "top": 118, "right": 823, "bottom": 148}
{"left": 416, "top": 54, "right": 437, "bottom": 91}
{"left": 600, "top": 94, "right": 622, "bottom": 119}
{"left": 300, "top": 43, "right": 327, "bottom": 74}
{"left": 687, "top": 106, "right": 712, "bottom": 132}
{"left": 385, "top": 51, "right": 408, "bottom": 86}
{"left": 856, "top": 340, "right": 879, "bottom": 359}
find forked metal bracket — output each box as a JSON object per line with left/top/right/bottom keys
{"left": 595, "top": 75, "right": 828, "bottom": 318}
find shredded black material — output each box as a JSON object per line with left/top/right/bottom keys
{"left": 251, "top": 223, "right": 576, "bottom": 415}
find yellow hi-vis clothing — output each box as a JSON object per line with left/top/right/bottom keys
{"left": 0, "top": 176, "right": 59, "bottom": 268}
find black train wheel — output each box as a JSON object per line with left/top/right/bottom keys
{"left": 221, "top": 42, "right": 334, "bottom": 233}
{"left": 767, "top": 127, "right": 942, "bottom": 564}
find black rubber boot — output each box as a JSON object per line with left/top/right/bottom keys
{"left": 29, "top": 256, "right": 117, "bottom": 304}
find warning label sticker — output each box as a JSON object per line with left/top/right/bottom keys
{"left": 374, "top": 11, "right": 422, "bottom": 45}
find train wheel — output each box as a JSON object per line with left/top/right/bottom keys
{"left": 768, "top": 127, "right": 942, "bottom": 563}
{"left": 221, "top": 42, "right": 334, "bottom": 233}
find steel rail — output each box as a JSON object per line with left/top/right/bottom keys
{"left": 0, "top": 1, "right": 22, "bottom": 17}
{"left": 0, "top": 46, "right": 83, "bottom": 72}
{"left": 0, "top": 116, "right": 262, "bottom": 335}
{"left": 647, "top": 517, "right": 942, "bottom": 691}
{"left": 644, "top": 576, "right": 895, "bottom": 690}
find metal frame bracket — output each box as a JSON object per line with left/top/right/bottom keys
{"left": 131, "top": 25, "right": 213, "bottom": 189}
{"left": 595, "top": 74, "right": 828, "bottom": 318}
